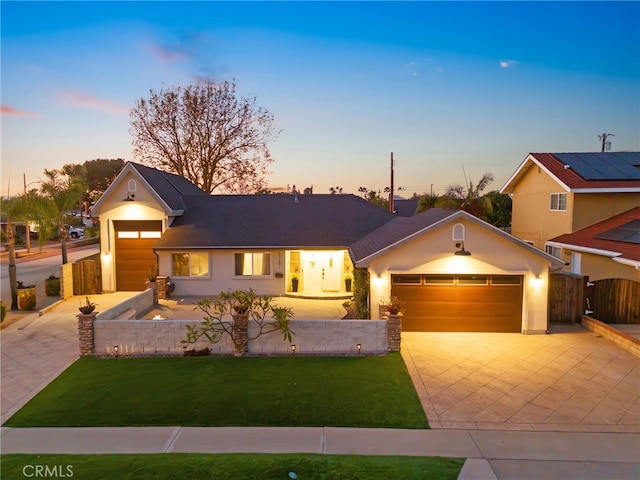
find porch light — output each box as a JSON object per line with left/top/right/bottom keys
{"left": 114, "top": 345, "right": 119, "bottom": 356}
{"left": 454, "top": 241, "right": 471, "bottom": 256}
{"left": 291, "top": 344, "right": 296, "bottom": 354}
{"left": 123, "top": 193, "right": 134, "bottom": 202}
{"left": 357, "top": 343, "right": 362, "bottom": 354}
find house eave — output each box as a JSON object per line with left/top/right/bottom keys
{"left": 153, "top": 245, "right": 349, "bottom": 251}
{"left": 500, "top": 153, "right": 571, "bottom": 194}
{"left": 612, "top": 257, "right": 640, "bottom": 269}
{"left": 570, "top": 187, "right": 640, "bottom": 194}
{"left": 353, "top": 210, "right": 565, "bottom": 269}
{"left": 545, "top": 241, "right": 621, "bottom": 258}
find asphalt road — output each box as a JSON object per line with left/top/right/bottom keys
{"left": 1, "top": 243, "right": 99, "bottom": 311}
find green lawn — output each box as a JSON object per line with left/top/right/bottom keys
{"left": 5, "top": 354, "right": 428, "bottom": 428}
{"left": 1, "top": 454, "right": 463, "bottom": 480}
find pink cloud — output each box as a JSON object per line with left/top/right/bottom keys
{"left": 147, "top": 42, "right": 189, "bottom": 63}
{"left": 1, "top": 105, "right": 40, "bottom": 117}
{"left": 58, "top": 92, "right": 129, "bottom": 115}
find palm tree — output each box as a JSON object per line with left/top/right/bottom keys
{"left": 38, "top": 169, "right": 87, "bottom": 264}
{"left": 444, "top": 172, "right": 494, "bottom": 219}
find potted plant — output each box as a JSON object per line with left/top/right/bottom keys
{"left": 291, "top": 275, "right": 299, "bottom": 292}
{"left": 17, "top": 281, "right": 36, "bottom": 310}
{"left": 381, "top": 296, "right": 405, "bottom": 316}
{"left": 78, "top": 296, "right": 97, "bottom": 315}
{"left": 45, "top": 274, "right": 61, "bottom": 296}
{"left": 344, "top": 274, "right": 353, "bottom": 292}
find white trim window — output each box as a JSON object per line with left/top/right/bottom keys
{"left": 545, "top": 245, "right": 562, "bottom": 259}
{"left": 452, "top": 223, "right": 465, "bottom": 241}
{"left": 549, "top": 193, "right": 567, "bottom": 211}
{"left": 172, "top": 252, "right": 209, "bottom": 277}
{"left": 235, "top": 252, "right": 271, "bottom": 277}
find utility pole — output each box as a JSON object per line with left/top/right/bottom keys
{"left": 23, "top": 173, "right": 31, "bottom": 254}
{"left": 389, "top": 152, "right": 395, "bottom": 213}
{"left": 598, "top": 133, "right": 614, "bottom": 152}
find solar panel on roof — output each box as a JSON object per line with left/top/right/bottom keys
{"left": 594, "top": 219, "right": 640, "bottom": 244}
{"left": 554, "top": 153, "right": 640, "bottom": 181}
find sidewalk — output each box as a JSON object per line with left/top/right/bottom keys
{"left": 1, "top": 426, "right": 639, "bottom": 479}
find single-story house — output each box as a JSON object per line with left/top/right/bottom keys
{"left": 92, "top": 162, "right": 564, "bottom": 333}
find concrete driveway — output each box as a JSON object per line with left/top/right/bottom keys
{"left": 402, "top": 324, "right": 640, "bottom": 432}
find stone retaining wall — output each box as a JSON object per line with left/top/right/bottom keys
{"left": 581, "top": 315, "right": 640, "bottom": 358}
{"left": 91, "top": 318, "right": 393, "bottom": 356}
{"left": 96, "top": 289, "right": 154, "bottom": 321}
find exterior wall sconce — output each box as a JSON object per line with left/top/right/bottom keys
{"left": 356, "top": 343, "right": 362, "bottom": 354}
{"left": 454, "top": 241, "right": 471, "bottom": 256}
{"left": 114, "top": 345, "right": 119, "bottom": 356}
{"left": 123, "top": 193, "right": 135, "bottom": 201}
{"left": 291, "top": 344, "right": 296, "bottom": 354}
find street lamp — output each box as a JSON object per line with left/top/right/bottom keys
{"left": 23, "top": 173, "right": 42, "bottom": 255}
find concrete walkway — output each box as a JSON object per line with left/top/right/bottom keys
{"left": 1, "top": 293, "right": 639, "bottom": 479}
{"left": 1, "top": 426, "right": 639, "bottom": 479}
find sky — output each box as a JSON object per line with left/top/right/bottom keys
{"left": 2, "top": 1, "right": 639, "bottom": 197}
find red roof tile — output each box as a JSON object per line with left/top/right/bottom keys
{"left": 549, "top": 207, "right": 640, "bottom": 262}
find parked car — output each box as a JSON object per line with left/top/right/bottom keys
{"left": 68, "top": 225, "right": 85, "bottom": 239}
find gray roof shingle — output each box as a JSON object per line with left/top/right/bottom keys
{"left": 131, "top": 162, "right": 207, "bottom": 212}
{"left": 349, "top": 208, "right": 459, "bottom": 262}
{"left": 154, "top": 194, "right": 395, "bottom": 249}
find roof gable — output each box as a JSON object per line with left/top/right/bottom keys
{"left": 153, "top": 194, "right": 395, "bottom": 249}
{"left": 501, "top": 152, "right": 640, "bottom": 194}
{"left": 350, "top": 209, "right": 563, "bottom": 267}
{"left": 91, "top": 162, "right": 206, "bottom": 216}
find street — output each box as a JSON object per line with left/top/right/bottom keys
{"left": 1, "top": 244, "right": 99, "bottom": 311}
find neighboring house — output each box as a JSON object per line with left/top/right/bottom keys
{"left": 546, "top": 207, "right": 640, "bottom": 282}
{"left": 500, "top": 152, "right": 640, "bottom": 257}
{"left": 93, "top": 162, "right": 564, "bottom": 333}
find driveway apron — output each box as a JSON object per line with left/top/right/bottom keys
{"left": 402, "top": 324, "right": 640, "bottom": 432}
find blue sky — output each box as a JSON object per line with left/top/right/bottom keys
{"left": 2, "top": 1, "right": 639, "bottom": 197}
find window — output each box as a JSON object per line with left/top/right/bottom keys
{"left": 491, "top": 276, "right": 522, "bottom": 285}
{"left": 235, "top": 253, "right": 271, "bottom": 276}
{"left": 452, "top": 223, "right": 465, "bottom": 241}
{"left": 458, "top": 275, "right": 488, "bottom": 285}
{"left": 545, "top": 245, "right": 562, "bottom": 259}
{"left": 424, "top": 275, "right": 455, "bottom": 285}
{"left": 172, "top": 253, "right": 209, "bottom": 277}
{"left": 127, "top": 179, "right": 136, "bottom": 192}
{"left": 549, "top": 193, "right": 567, "bottom": 211}
{"left": 391, "top": 275, "right": 421, "bottom": 284}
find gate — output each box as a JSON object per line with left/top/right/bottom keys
{"left": 585, "top": 278, "right": 640, "bottom": 324}
{"left": 548, "top": 272, "right": 584, "bottom": 323}
{"left": 73, "top": 260, "right": 102, "bottom": 295}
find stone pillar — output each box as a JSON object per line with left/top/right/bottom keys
{"left": 78, "top": 312, "right": 97, "bottom": 356}
{"left": 232, "top": 313, "right": 249, "bottom": 355}
{"left": 157, "top": 276, "right": 168, "bottom": 300}
{"left": 386, "top": 313, "right": 402, "bottom": 352}
{"left": 145, "top": 280, "right": 158, "bottom": 304}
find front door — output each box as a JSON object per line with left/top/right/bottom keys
{"left": 302, "top": 251, "right": 342, "bottom": 292}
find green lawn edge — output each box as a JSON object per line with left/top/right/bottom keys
{"left": 1, "top": 454, "right": 464, "bottom": 480}
{"left": 5, "top": 354, "right": 429, "bottom": 429}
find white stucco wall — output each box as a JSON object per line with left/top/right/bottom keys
{"left": 158, "top": 249, "right": 288, "bottom": 297}
{"left": 97, "top": 171, "right": 169, "bottom": 293}
{"left": 365, "top": 217, "right": 553, "bottom": 333}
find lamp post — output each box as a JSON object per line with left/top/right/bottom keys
{"left": 23, "top": 174, "right": 41, "bottom": 254}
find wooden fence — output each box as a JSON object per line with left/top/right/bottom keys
{"left": 550, "top": 273, "right": 640, "bottom": 324}
{"left": 548, "top": 272, "right": 584, "bottom": 323}
{"left": 73, "top": 259, "right": 101, "bottom": 295}
{"left": 585, "top": 278, "right": 640, "bottom": 324}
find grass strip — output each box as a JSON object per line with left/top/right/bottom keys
{"left": 5, "top": 354, "right": 428, "bottom": 428}
{"left": 1, "top": 454, "right": 464, "bottom": 480}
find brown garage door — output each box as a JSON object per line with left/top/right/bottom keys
{"left": 391, "top": 274, "right": 523, "bottom": 333}
{"left": 114, "top": 220, "right": 162, "bottom": 291}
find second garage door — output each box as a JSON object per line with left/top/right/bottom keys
{"left": 391, "top": 274, "right": 523, "bottom": 333}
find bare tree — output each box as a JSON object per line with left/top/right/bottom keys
{"left": 130, "top": 79, "right": 279, "bottom": 194}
